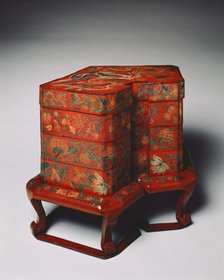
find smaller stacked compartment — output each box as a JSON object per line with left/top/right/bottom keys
{"left": 132, "top": 79, "right": 184, "bottom": 179}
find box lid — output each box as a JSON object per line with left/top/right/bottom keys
{"left": 41, "top": 65, "right": 184, "bottom": 93}
{"left": 40, "top": 65, "right": 184, "bottom": 114}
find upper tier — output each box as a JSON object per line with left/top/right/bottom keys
{"left": 40, "top": 65, "right": 184, "bottom": 94}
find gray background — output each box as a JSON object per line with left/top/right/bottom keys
{"left": 1, "top": 0, "right": 224, "bottom": 279}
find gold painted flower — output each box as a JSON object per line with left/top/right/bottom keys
{"left": 43, "top": 112, "right": 52, "bottom": 123}
{"left": 46, "top": 125, "right": 52, "bottom": 131}
{"left": 62, "top": 118, "right": 67, "bottom": 125}
{"left": 150, "top": 155, "right": 169, "bottom": 175}
{"left": 69, "top": 126, "right": 76, "bottom": 134}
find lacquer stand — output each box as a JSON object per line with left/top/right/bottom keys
{"left": 26, "top": 147, "right": 196, "bottom": 259}
{"left": 27, "top": 174, "right": 144, "bottom": 259}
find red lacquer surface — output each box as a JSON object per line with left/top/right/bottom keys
{"left": 27, "top": 65, "right": 196, "bottom": 258}
{"left": 40, "top": 65, "right": 185, "bottom": 192}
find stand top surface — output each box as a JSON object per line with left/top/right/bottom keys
{"left": 27, "top": 148, "right": 196, "bottom": 216}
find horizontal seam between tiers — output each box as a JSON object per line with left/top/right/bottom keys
{"left": 40, "top": 105, "right": 132, "bottom": 117}
{"left": 41, "top": 157, "right": 130, "bottom": 172}
{"left": 41, "top": 131, "right": 131, "bottom": 144}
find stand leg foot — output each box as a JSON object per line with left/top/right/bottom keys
{"left": 101, "top": 217, "right": 117, "bottom": 256}
{"left": 176, "top": 188, "right": 193, "bottom": 227}
{"left": 30, "top": 199, "right": 47, "bottom": 236}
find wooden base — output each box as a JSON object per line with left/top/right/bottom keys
{"left": 29, "top": 198, "right": 141, "bottom": 259}
{"left": 26, "top": 148, "right": 197, "bottom": 258}
{"left": 27, "top": 173, "right": 144, "bottom": 259}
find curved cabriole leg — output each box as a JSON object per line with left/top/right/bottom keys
{"left": 101, "top": 217, "right": 117, "bottom": 257}
{"left": 30, "top": 199, "right": 47, "bottom": 236}
{"left": 139, "top": 187, "right": 194, "bottom": 232}
{"left": 176, "top": 188, "right": 194, "bottom": 227}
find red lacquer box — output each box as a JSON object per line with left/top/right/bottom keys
{"left": 27, "top": 65, "right": 197, "bottom": 258}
